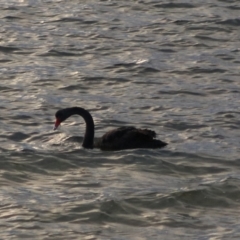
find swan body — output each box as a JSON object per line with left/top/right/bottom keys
{"left": 54, "top": 107, "right": 167, "bottom": 151}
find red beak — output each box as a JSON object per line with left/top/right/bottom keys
{"left": 54, "top": 118, "right": 61, "bottom": 130}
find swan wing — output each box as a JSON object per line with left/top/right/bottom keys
{"left": 96, "top": 126, "right": 166, "bottom": 150}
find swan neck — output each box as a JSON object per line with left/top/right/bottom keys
{"left": 71, "top": 107, "right": 94, "bottom": 149}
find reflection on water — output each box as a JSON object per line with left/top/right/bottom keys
{"left": 0, "top": 0, "right": 240, "bottom": 239}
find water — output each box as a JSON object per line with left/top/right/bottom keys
{"left": 1, "top": 0, "right": 240, "bottom": 239}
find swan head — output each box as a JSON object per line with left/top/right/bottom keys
{"left": 54, "top": 108, "right": 71, "bottom": 130}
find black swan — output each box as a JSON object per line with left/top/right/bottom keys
{"left": 54, "top": 107, "right": 167, "bottom": 150}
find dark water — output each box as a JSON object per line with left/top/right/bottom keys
{"left": 1, "top": 0, "right": 240, "bottom": 239}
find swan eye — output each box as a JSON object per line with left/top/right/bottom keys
{"left": 55, "top": 110, "right": 64, "bottom": 120}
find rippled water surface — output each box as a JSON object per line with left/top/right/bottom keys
{"left": 1, "top": 0, "right": 240, "bottom": 239}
